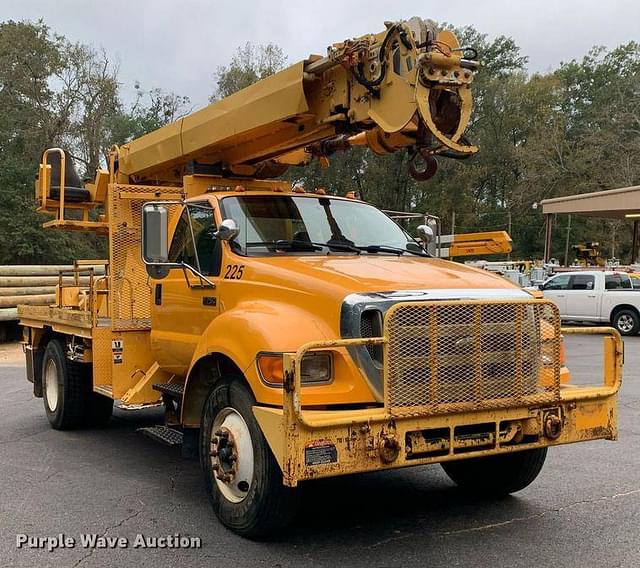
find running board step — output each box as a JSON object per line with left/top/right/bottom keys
{"left": 152, "top": 382, "right": 185, "bottom": 401}
{"left": 138, "top": 425, "right": 183, "bottom": 446}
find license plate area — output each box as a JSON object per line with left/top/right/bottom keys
{"left": 405, "top": 418, "right": 541, "bottom": 459}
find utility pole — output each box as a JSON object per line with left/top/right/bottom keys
{"left": 450, "top": 211, "right": 456, "bottom": 261}
{"left": 611, "top": 221, "right": 617, "bottom": 260}
{"left": 507, "top": 209, "right": 512, "bottom": 260}
{"left": 563, "top": 214, "right": 571, "bottom": 267}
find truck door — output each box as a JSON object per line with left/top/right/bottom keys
{"left": 541, "top": 274, "right": 571, "bottom": 317}
{"left": 565, "top": 273, "right": 598, "bottom": 320}
{"left": 151, "top": 202, "right": 222, "bottom": 374}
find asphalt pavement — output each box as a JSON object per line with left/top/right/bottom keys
{"left": 0, "top": 334, "right": 638, "bottom": 568}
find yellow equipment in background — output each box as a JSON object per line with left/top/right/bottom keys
{"left": 383, "top": 211, "right": 512, "bottom": 258}
{"left": 573, "top": 242, "right": 606, "bottom": 267}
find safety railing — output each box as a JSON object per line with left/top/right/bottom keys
{"left": 38, "top": 148, "right": 66, "bottom": 220}
{"left": 283, "top": 309, "right": 623, "bottom": 431}
{"left": 559, "top": 327, "right": 624, "bottom": 397}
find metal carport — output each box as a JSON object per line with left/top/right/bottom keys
{"left": 540, "top": 185, "right": 640, "bottom": 263}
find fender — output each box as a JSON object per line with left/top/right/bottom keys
{"left": 180, "top": 300, "right": 336, "bottom": 427}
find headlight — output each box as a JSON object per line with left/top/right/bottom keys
{"left": 300, "top": 352, "right": 332, "bottom": 384}
{"left": 541, "top": 337, "right": 565, "bottom": 366}
{"left": 257, "top": 351, "right": 333, "bottom": 386}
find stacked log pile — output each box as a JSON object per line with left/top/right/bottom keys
{"left": 0, "top": 265, "right": 105, "bottom": 321}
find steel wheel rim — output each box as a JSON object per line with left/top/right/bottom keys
{"left": 44, "top": 358, "right": 59, "bottom": 412}
{"left": 618, "top": 314, "right": 634, "bottom": 332}
{"left": 210, "top": 407, "right": 254, "bottom": 503}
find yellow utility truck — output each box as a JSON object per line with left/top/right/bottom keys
{"left": 19, "top": 18, "right": 622, "bottom": 538}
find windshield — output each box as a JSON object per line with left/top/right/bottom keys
{"left": 221, "top": 195, "right": 417, "bottom": 256}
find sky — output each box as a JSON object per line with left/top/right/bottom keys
{"left": 2, "top": 0, "right": 639, "bottom": 110}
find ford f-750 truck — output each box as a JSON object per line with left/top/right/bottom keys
{"left": 18, "top": 17, "right": 622, "bottom": 538}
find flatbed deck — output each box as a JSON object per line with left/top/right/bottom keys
{"left": 18, "top": 304, "right": 95, "bottom": 338}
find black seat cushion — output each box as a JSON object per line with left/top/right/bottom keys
{"left": 50, "top": 186, "right": 91, "bottom": 202}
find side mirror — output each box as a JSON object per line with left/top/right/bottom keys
{"left": 416, "top": 224, "right": 434, "bottom": 245}
{"left": 416, "top": 224, "right": 435, "bottom": 255}
{"left": 215, "top": 218, "right": 239, "bottom": 241}
{"left": 538, "top": 284, "right": 544, "bottom": 290}
{"left": 142, "top": 203, "right": 170, "bottom": 279}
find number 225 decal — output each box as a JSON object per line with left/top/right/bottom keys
{"left": 224, "top": 264, "right": 245, "bottom": 280}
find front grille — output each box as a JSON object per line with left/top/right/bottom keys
{"left": 384, "top": 300, "right": 561, "bottom": 416}
{"left": 360, "top": 309, "right": 383, "bottom": 362}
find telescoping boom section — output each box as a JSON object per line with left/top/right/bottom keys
{"left": 118, "top": 17, "right": 478, "bottom": 185}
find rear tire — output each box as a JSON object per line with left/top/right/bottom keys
{"left": 200, "top": 377, "right": 299, "bottom": 538}
{"left": 42, "top": 339, "right": 86, "bottom": 430}
{"left": 441, "top": 448, "right": 547, "bottom": 496}
{"left": 42, "top": 338, "right": 113, "bottom": 429}
{"left": 612, "top": 308, "right": 640, "bottom": 336}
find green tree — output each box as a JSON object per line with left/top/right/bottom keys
{"left": 211, "top": 43, "right": 286, "bottom": 100}
{"left": 0, "top": 20, "right": 189, "bottom": 264}
{"left": 111, "top": 85, "right": 191, "bottom": 145}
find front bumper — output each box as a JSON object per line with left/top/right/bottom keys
{"left": 253, "top": 326, "right": 622, "bottom": 487}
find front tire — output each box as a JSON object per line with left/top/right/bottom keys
{"left": 200, "top": 377, "right": 298, "bottom": 538}
{"left": 612, "top": 308, "right": 640, "bottom": 336}
{"left": 441, "top": 447, "right": 547, "bottom": 496}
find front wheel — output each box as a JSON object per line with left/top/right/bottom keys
{"left": 612, "top": 308, "right": 640, "bottom": 336}
{"left": 200, "top": 377, "right": 299, "bottom": 538}
{"left": 441, "top": 447, "right": 547, "bottom": 496}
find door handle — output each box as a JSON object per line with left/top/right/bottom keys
{"left": 154, "top": 284, "right": 162, "bottom": 305}
{"left": 556, "top": 294, "right": 565, "bottom": 298}
{"left": 587, "top": 295, "right": 596, "bottom": 298}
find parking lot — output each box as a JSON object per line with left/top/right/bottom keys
{"left": 1, "top": 333, "right": 638, "bottom": 568}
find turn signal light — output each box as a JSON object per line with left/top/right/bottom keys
{"left": 257, "top": 354, "right": 284, "bottom": 386}
{"left": 257, "top": 352, "right": 333, "bottom": 386}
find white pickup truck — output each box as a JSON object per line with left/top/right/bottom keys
{"left": 540, "top": 270, "right": 640, "bottom": 335}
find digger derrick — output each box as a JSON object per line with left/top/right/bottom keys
{"left": 118, "top": 17, "right": 478, "bottom": 185}
{"left": 20, "top": 15, "right": 624, "bottom": 541}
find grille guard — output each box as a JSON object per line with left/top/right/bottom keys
{"left": 266, "top": 302, "right": 623, "bottom": 486}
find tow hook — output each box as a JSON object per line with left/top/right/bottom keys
{"left": 378, "top": 434, "right": 400, "bottom": 463}
{"left": 543, "top": 411, "right": 563, "bottom": 440}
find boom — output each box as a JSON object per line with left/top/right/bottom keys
{"left": 35, "top": 17, "right": 479, "bottom": 234}
{"left": 119, "top": 17, "right": 479, "bottom": 184}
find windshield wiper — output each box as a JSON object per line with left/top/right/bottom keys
{"left": 276, "top": 239, "right": 362, "bottom": 254}
{"left": 357, "top": 244, "right": 429, "bottom": 257}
